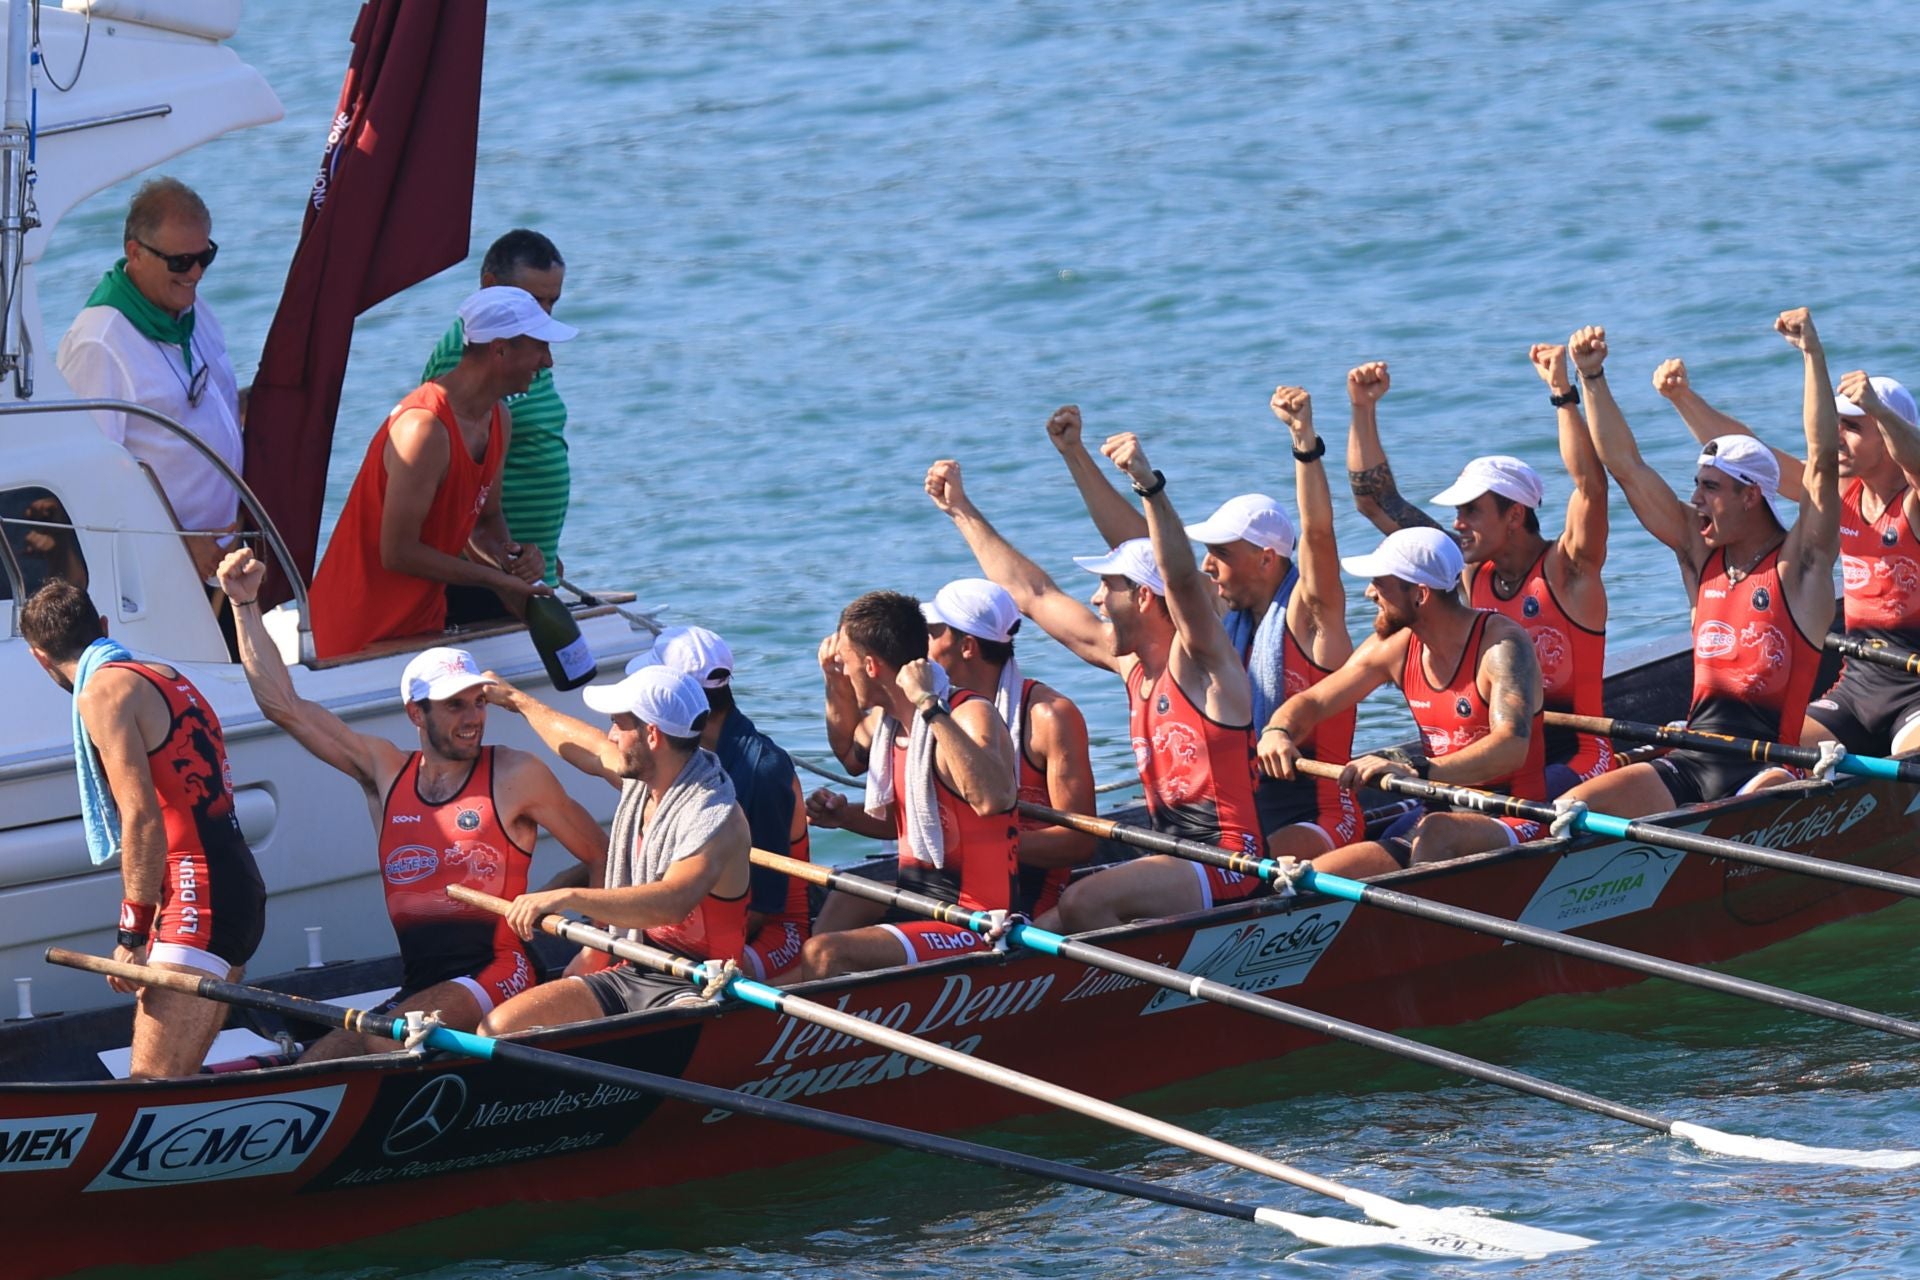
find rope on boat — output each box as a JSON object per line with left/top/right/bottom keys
{"left": 1549, "top": 797, "right": 1589, "bottom": 840}
{"left": 401, "top": 1008, "right": 445, "bottom": 1055}
{"left": 699, "top": 958, "right": 741, "bottom": 1001}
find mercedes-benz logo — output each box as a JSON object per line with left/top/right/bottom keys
{"left": 383, "top": 1074, "right": 468, "bottom": 1157}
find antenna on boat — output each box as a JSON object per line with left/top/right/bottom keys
{"left": 0, "top": 0, "right": 34, "bottom": 398}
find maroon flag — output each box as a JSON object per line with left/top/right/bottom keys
{"left": 244, "top": 0, "right": 487, "bottom": 605}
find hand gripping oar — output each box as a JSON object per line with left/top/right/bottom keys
{"left": 1294, "top": 759, "right": 1920, "bottom": 901}
{"left": 1022, "top": 797, "right": 1920, "bottom": 1049}
{"left": 1826, "top": 633, "right": 1920, "bottom": 677}
{"left": 758, "top": 850, "right": 1920, "bottom": 1171}
{"left": 1546, "top": 710, "right": 1920, "bottom": 786}
{"left": 446, "top": 888, "right": 1589, "bottom": 1259}
{"left": 44, "top": 948, "right": 1348, "bottom": 1245}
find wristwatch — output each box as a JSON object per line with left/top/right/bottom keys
{"left": 916, "top": 694, "right": 949, "bottom": 723}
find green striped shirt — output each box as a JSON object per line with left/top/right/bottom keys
{"left": 423, "top": 319, "right": 570, "bottom": 584}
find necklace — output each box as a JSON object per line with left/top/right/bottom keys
{"left": 153, "top": 334, "right": 209, "bottom": 407}
{"left": 1722, "top": 540, "right": 1778, "bottom": 584}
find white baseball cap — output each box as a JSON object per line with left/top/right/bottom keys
{"left": 922, "top": 578, "right": 1021, "bottom": 643}
{"left": 625, "top": 625, "right": 735, "bottom": 686}
{"left": 399, "top": 646, "right": 493, "bottom": 704}
{"left": 582, "top": 665, "right": 710, "bottom": 738}
{"left": 1431, "top": 456, "right": 1545, "bottom": 509}
{"left": 458, "top": 285, "right": 579, "bottom": 344}
{"left": 1072, "top": 537, "right": 1167, "bottom": 596}
{"left": 1184, "top": 494, "right": 1297, "bottom": 557}
{"left": 1836, "top": 376, "right": 1919, "bottom": 427}
{"left": 1698, "top": 434, "right": 1779, "bottom": 497}
{"left": 1340, "top": 527, "right": 1465, "bottom": 590}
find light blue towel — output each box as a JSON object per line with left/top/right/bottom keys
{"left": 1224, "top": 566, "right": 1297, "bottom": 733}
{"left": 74, "top": 635, "right": 135, "bottom": 866}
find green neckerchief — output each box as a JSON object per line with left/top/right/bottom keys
{"left": 84, "top": 258, "right": 195, "bottom": 374}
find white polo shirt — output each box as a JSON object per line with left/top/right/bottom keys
{"left": 56, "top": 300, "right": 245, "bottom": 534}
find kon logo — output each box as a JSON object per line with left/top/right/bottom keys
{"left": 88, "top": 1085, "right": 344, "bottom": 1191}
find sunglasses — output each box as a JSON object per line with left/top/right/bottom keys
{"left": 137, "top": 238, "right": 218, "bottom": 274}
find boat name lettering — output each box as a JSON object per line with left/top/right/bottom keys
{"left": 1728, "top": 793, "right": 1876, "bottom": 852}
{"left": 327, "top": 1131, "right": 607, "bottom": 1185}
{"left": 88, "top": 1086, "right": 345, "bottom": 1190}
{"left": 0, "top": 1114, "right": 94, "bottom": 1171}
{"left": 1560, "top": 873, "right": 1644, "bottom": 907}
{"left": 754, "top": 973, "right": 1052, "bottom": 1066}
{"left": 1061, "top": 967, "right": 1150, "bottom": 1003}
{"left": 757, "top": 995, "right": 914, "bottom": 1066}
{"left": 467, "top": 1083, "right": 642, "bottom": 1130}
{"left": 1141, "top": 904, "right": 1357, "bottom": 1015}
{"left": 705, "top": 1034, "right": 986, "bottom": 1123}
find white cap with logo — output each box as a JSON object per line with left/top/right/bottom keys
{"left": 1836, "top": 376, "right": 1919, "bottom": 427}
{"left": 1340, "top": 527, "right": 1465, "bottom": 590}
{"left": 625, "top": 625, "right": 735, "bottom": 686}
{"left": 582, "top": 666, "right": 711, "bottom": 739}
{"left": 1698, "top": 434, "right": 1780, "bottom": 497}
{"left": 399, "top": 646, "right": 494, "bottom": 704}
{"left": 1072, "top": 537, "right": 1167, "bottom": 596}
{"left": 458, "top": 285, "right": 580, "bottom": 344}
{"left": 1430, "top": 456, "right": 1545, "bottom": 509}
{"left": 922, "top": 578, "right": 1021, "bottom": 643}
{"left": 1184, "top": 494, "right": 1297, "bottom": 557}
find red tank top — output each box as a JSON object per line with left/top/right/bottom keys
{"left": 1689, "top": 546, "right": 1821, "bottom": 743}
{"left": 1278, "top": 620, "right": 1354, "bottom": 766}
{"left": 1010, "top": 679, "right": 1071, "bottom": 912}
{"left": 107, "top": 662, "right": 252, "bottom": 868}
{"left": 1402, "top": 611, "right": 1547, "bottom": 800}
{"left": 1838, "top": 479, "right": 1920, "bottom": 642}
{"left": 310, "top": 382, "right": 506, "bottom": 658}
{"left": 893, "top": 688, "right": 1017, "bottom": 912}
{"left": 1469, "top": 551, "right": 1610, "bottom": 776}
{"left": 380, "top": 747, "right": 531, "bottom": 987}
{"left": 646, "top": 880, "right": 749, "bottom": 964}
{"left": 1127, "top": 663, "right": 1263, "bottom": 857}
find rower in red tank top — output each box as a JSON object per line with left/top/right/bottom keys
{"left": 1469, "top": 550, "right": 1611, "bottom": 783}
{"left": 644, "top": 869, "right": 748, "bottom": 963}
{"left": 1808, "top": 476, "right": 1920, "bottom": 755}
{"left": 379, "top": 745, "right": 537, "bottom": 1012}
{"left": 1403, "top": 610, "right": 1549, "bottom": 805}
{"left": 1010, "top": 679, "right": 1072, "bottom": 917}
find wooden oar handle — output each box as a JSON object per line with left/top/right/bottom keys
{"left": 447, "top": 884, "right": 570, "bottom": 944}
{"left": 1293, "top": 759, "right": 1343, "bottom": 782}
{"left": 751, "top": 847, "right": 833, "bottom": 886}
{"left": 1543, "top": 711, "right": 1613, "bottom": 735}
{"left": 1016, "top": 801, "right": 1119, "bottom": 839}
{"left": 45, "top": 946, "right": 205, "bottom": 998}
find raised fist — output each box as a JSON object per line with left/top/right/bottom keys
{"left": 924, "top": 459, "right": 971, "bottom": 517}
{"left": 1045, "top": 405, "right": 1083, "bottom": 454}
{"left": 1651, "top": 358, "right": 1690, "bottom": 401}
{"left": 1774, "top": 307, "right": 1820, "bottom": 354}
{"left": 805, "top": 787, "right": 852, "bottom": 830}
{"left": 1837, "top": 369, "right": 1882, "bottom": 416}
{"left": 1347, "top": 361, "right": 1390, "bottom": 406}
{"left": 1270, "top": 385, "right": 1313, "bottom": 436}
{"left": 1568, "top": 326, "right": 1607, "bottom": 377}
{"left": 216, "top": 546, "right": 266, "bottom": 603}
{"left": 1528, "top": 343, "right": 1571, "bottom": 393}
{"left": 1100, "top": 432, "right": 1156, "bottom": 487}
{"left": 895, "top": 658, "right": 938, "bottom": 703}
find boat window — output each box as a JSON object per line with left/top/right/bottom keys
{"left": 0, "top": 487, "right": 91, "bottom": 611}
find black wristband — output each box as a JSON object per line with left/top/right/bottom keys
{"left": 917, "top": 698, "right": 950, "bottom": 724}
{"left": 1413, "top": 757, "right": 1432, "bottom": 780}
{"left": 1549, "top": 387, "right": 1580, "bottom": 408}
{"left": 1580, "top": 367, "right": 1605, "bottom": 382}
{"left": 1291, "top": 436, "right": 1327, "bottom": 463}
{"left": 1131, "top": 469, "right": 1167, "bottom": 499}
{"left": 116, "top": 929, "right": 149, "bottom": 950}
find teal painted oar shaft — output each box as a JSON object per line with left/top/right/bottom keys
{"left": 1016, "top": 804, "right": 1920, "bottom": 1043}
{"left": 37, "top": 947, "right": 1279, "bottom": 1228}
{"left": 1549, "top": 710, "right": 1920, "bottom": 785}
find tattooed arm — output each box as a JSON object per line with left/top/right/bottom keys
{"left": 1434, "top": 619, "right": 1540, "bottom": 788}
{"left": 1345, "top": 361, "right": 1443, "bottom": 536}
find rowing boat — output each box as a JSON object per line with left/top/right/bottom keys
{"left": 6, "top": 629, "right": 1919, "bottom": 1274}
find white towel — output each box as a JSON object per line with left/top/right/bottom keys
{"left": 865, "top": 663, "right": 953, "bottom": 868}
{"left": 991, "top": 656, "right": 1025, "bottom": 761}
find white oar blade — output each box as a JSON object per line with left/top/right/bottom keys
{"left": 1251, "top": 1208, "right": 1529, "bottom": 1260}
{"left": 1670, "top": 1120, "right": 1920, "bottom": 1169}
{"left": 1347, "top": 1192, "right": 1598, "bottom": 1258}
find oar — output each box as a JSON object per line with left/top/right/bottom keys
{"left": 753, "top": 850, "right": 1920, "bottom": 1169}
{"left": 447, "top": 889, "right": 1589, "bottom": 1258}
{"left": 1280, "top": 760, "right": 1920, "bottom": 902}
{"left": 1022, "top": 798, "right": 1920, "bottom": 1045}
{"left": 1546, "top": 710, "right": 1920, "bottom": 785}
{"left": 43, "top": 950, "right": 1347, "bottom": 1244}
{"left": 1826, "top": 633, "right": 1920, "bottom": 677}
{"left": 557, "top": 575, "right": 664, "bottom": 636}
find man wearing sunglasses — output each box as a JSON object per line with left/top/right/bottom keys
{"left": 58, "top": 177, "right": 244, "bottom": 619}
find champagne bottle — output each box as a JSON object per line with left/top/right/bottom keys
{"left": 525, "top": 594, "right": 597, "bottom": 691}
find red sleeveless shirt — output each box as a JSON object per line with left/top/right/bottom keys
{"left": 1469, "top": 551, "right": 1610, "bottom": 777}
{"left": 1838, "top": 479, "right": 1920, "bottom": 643}
{"left": 105, "top": 661, "right": 252, "bottom": 868}
{"left": 310, "top": 382, "right": 505, "bottom": 658}
{"left": 1402, "top": 611, "right": 1547, "bottom": 800}
{"left": 1127, "top": 663, "right": 1263, "bottom": 857}
{"left": 893, "top": 688, "right": 1018, "bottom": 912}
{"left": 1689, "top": 546, "right": 1821, "bottom": 743}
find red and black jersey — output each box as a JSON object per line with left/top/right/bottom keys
{"left": 1127, "top": 663, "right": 1263, "bottom": 858}
{"left": 1010, "top": 679, "right": 1070, "bottom": 916}
{"left": 1469, "top": 551, "right": 1611, "bottom": 778}
{"left": 1402, "top": 611, "right": 1547, "bottom": 800}
{"left": 379, "top": 747, "right": 534, "bottom": 994}
{"left": 645, "top": 880, "right": 749, "bottom": 964}
{"left": 893, "top": 688, "right": 1018, "bottom": 913}
{"left": 1838, "top": 479, "right": 1920, "bottom": 645}
{"left": 1689, "top": 546, "right": 1821, "bottom": 745}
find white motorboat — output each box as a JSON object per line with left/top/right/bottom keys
{"left": 0, "top": 2, "right": 654, "bottom": 1016}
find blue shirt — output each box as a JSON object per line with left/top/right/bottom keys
{"left": 713, "top": 707, "right": 799, "bottom": 914}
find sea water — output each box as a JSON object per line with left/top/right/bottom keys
{"left": 38, "top": 2, "right": 1920, "bottom": 1275}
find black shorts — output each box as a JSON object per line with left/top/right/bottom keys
{"left": 148, "top": 841, "right": 265, "bottom": 978}
{"left": 1650, "top": 749, "right": 1770, "bottom": 807}
{"left": 579, "top": 961, "right": 709, "bottom": 1015}
{"left": 1808, "top": 659, "right": 1920, "bottom": 756}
